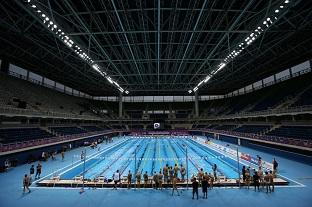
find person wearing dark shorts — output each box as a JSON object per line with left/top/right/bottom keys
{"left": 35, "top": 163, "right": 42, "bottom": 179}
{"left": 202, "top": 177, "right": 208, "bottom": 199}
{"left": 192, "top": 178, "right": 199, "bottom": 200}
{"left": 253, "top": 171, "right": 260, "bottom": 192}
{"left": 113, "top": 170, "right": 120, "bottom": 190}
{"left": 29, "top": 165, "right": 34, "bottom": 181}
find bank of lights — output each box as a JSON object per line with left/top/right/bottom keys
{"left": 189, "top": 0, "right": 292, "bottom": 93}
{"left": 24, "top": 0, "right": 128, "bottom": 94}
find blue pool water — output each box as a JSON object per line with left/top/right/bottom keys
{"left": 60, "top": 136, "right": 240, "bottom": 179}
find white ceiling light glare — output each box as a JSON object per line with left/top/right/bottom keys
{"left": 24, "top": 0, "right": 128, "bottom": 94}
{"left": 188, "top": 0, "right": 292, "bottom": 93}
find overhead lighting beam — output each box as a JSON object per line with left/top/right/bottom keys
{"left": 189, "top": 0, "right": 294, "bottom": 93}
{"left": 23, "top": 0, "right": 129, "bottom": 94}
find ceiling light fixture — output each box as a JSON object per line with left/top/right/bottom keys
{"left": 188, "top": 0, "right": 292, "bottom": 93}
{"left": 24, "top": 0, "right": 128, "bottom": 94}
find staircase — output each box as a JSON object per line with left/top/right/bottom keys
{"left": 264, "top": 124, "right": 281, "bottom": 135}
{"left": 40, "top": 126, "right": 58, "bottom": 137}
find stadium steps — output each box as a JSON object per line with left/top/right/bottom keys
{"left": 40, "top": 127, "right": 57, "bottom": 137}
{"left": 265, "top": 124, "right": 281, "bottom": 134}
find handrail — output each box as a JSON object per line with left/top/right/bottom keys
{"left": 0, "top": 106, "right": 101, "bottom": 120}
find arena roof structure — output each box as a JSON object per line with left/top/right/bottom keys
{"left": 0, "top": 0, "right": 311, "bottom": 96}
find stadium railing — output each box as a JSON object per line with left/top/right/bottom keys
{"left": 0, "top": 106, "right": 101, "bottom": 121}
{"left": 200, "top": 129, "right": 312, "bottom": 149}
{"left": 199, "top": 105, "right": 312, "bottom": 120}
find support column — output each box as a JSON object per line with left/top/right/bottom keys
{"left": 195, "top": 91, "right": 199, "bottom": 118}
{"left": 0, "top": 59, "right": 9, "bottom": 74}
{"left": 119, "top": 92, "right": 123, "bottom": 118}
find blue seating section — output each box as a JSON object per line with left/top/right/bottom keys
{"left": 267, "top": 126, "right": 312, "bottom": 139}
{"left": 49, "top": 127, "right": 87, "bottom": 135}
{"left": 214, "top": 125, "right": 236, "bottom": 130}
{"left": 81, "top": 126, "right": 103, "bottom": 132}
{"left": 0, "top": 128, "right": 53, "bottom": 144}
{"left": 234, "top": 125, "right": 270, "bottom": 133}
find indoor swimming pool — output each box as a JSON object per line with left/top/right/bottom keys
{"left": 60, "top": 136, "right": 241, "bottom": 180}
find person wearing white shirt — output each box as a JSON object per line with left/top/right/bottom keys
{"left": 113, "top": 170, "right": 120, "bottom": 189}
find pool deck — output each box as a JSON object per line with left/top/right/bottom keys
{"left": 37, "top": 177, "right": 288, "bottom": 188}
{"left": 1, "top": 137, "right": 311, "bottom": 207}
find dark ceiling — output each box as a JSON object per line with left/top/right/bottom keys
{"left": 0, "top": 0, "right": 311, "bottom": 96}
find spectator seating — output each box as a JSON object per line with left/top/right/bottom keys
{"left": 267, "top": 126, "right": 312, "bottom": 140}
{"left": 49, "top": 127, "right": 87, "bottom": 136}
{"left": 81, "top": 126, "right": 103, "bottom": 132}
{"left": 0, "top": 128, "right": 53, "bottom": 144}
{"left": 234, "top": 125, "right": 271, "bottom": 134}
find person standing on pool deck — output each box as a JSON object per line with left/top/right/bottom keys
{"left": 192, "top": 177, "right": 199, "bottom": 200}
{"left": 212, "top": 164, "right": 217, "bottom": 180}
{"left": 269, "top": 171, "right": 275, "bottom": 192}
{"left": 171, "top": 176, "right": 180, "bottom": 196}
{"left": 158, "top": 171, "right": 163, "bottom": 190}
{"left": 29, "top": 165, "right": 34, "bottom": 181}
{"left": 198, "top": 168, "right": 204, "bottom": 186}
{"left": 143, "top": 171, "right": 149, "bottom": 188}
{"left": 264, "top": 171, "right": 271, "bottom": 193}
{"left": 173, "top": 164, "right": 179, "bottom": 178}
{"left": 163, "top": 164, "right": 169, "bottom": 185}
{"left": 127, "top": 170, "right": 132, "bottom": 189}
{"left": 113, "top": 170, "right": 120, "bottom": 190}
{"left": 80, "top": 151, "right": 85, "bottom": 161}
{"left": 273, "top": 158, "right": 278, "bottom": 178}
{"left": 153, "top": 171, "right": 159, "bottom": 189}
{"left": 169, "top": 166, "right": 174, "bottom": 184}
{"left": 202, "top": 177, "right": 208, "bottom": 199}
{"left": 245, "top": 167, "right": 251, "bottom": 189}
{"left": 136, "top": 171, "right": 141, "bottom": 189}
{"left": 61, "top": 151, "right": 65, "bottom": 161}
{"left": 253, "top": 171, "right": 260, "bottom": 192}
{"left": 180, "top": 164, "right": 186, "bottom": 182}
{"left": 35, "top": 163, "right": 42, "bottom": 179}
{"left": 23, "top": 174, "right": 31, "bottom": 193}
{"left": 242, "top": 166, "right": 246, "bottom": 182}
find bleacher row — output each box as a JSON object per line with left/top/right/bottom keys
{"left": 0, "top": 126, "right": 107, "bottom": 144}
{"left": 195, "top": 124, "right": 312, "bottom": 148}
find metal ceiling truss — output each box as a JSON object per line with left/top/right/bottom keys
{"left": 0, "top": 0, "right": 311, "bottom": 96}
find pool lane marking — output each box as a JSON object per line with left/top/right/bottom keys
{"left": 194, "top": 137, "right": 306, "bottom": 187}
{"left": 166, "top": 139, "right": 179, "bottom": 166}
{"left": 33, "top": 138, "right": 128, "bottom": 184}
{"left": 158, "top": 139, "right": 162, "bottom": 171}
{"left": 140, "top": 140, "right": 154, "bottom": 174}
{"left": 79, "top": 139, "right": 138, "bottom": 178}
{"left": 62, "top": 139, "right": 132, "bottom": 178}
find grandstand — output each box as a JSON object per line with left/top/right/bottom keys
{"left": 0, "top": 0, "right": 311, "bottom": 207}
